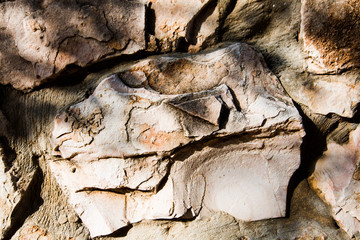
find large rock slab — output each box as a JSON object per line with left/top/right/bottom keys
{"left": 300, "top": 0, "right": 360, "bottom": 74}
{"left": 0, "top": 0, "right": 145, "bottom": 91}
{"left": 309, "top": 124, "right": 360, "bottom": 237}
{"left": 50, "top": 43, "right": 304, "bottom": 237}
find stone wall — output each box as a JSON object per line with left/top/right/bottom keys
{"left": 0, "top": 0, "right": 359, "bottom": 239}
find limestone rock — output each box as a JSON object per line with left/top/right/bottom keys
{"left": 281, "top": 71, "right": 360, "bottom": 118}
{"left": 150, "top": 0, "right": 220, "bottom": 52}
{"left": 309, "top": 124, "right": 360, "bottom": 237}
{"left": 50, "top": 43, "right": 304, "bottom": 237}
{"left": 300, "top": 0, "right": 360, "bottom": 74}
{"left": 0, "top": 0, "right": 145, "bottom": 91}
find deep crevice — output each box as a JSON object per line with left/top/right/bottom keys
{"left": 285, "top": 101, "right": 328, "bottom": 217}
{"left": 185, "top": 0, "right": 218, "bottom": 45}
{"left": 2, "top": 157, "right": 44, "bottom": 240}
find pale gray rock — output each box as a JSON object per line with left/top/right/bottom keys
{"left": 281, "top": 71, "right": 360, "bottom": 118}
{"left": 300, "top": 0, "right": 360, "bottom": 74}
{"left": 50, "top": 43, "right": 304, "bottom": 237}
{"left": 309, "top": 124, "right": 360, "bottom": 237}
{"left": 0, "top": 0, "right": 145, "bottom": 91}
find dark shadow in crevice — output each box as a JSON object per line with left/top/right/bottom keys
{"left": 3, "top": 156, "right": 44, "bottom": 240}
{"left": 145, "top": 3, "right": 156, "bottom": 36}
{"left": 96, "top": 224, "right": 133, "bottom": 238}
{"left": 38, "top": 50, "right": 162, "bottom": 90}
{"left": 285, "top": 101, "right": 328, "bottom": 218}
{"left": 218, "top": 104, "right": 230, "bottom": 130}
{"left": 0, "top": 136, "right": 16, "bottom": 171}
{"left": 185, "top": 0, "right": 218, "bottom": 45}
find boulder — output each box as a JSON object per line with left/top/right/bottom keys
{"left": 50, "top": 43, "right": 304, "bottom": 237}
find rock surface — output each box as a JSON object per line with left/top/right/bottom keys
{"left": 281, "top": 71, "right": 360, "bottom": 118}
{"left": 50, "top": 43, "right": 304, "bottom": 237}
{"left": 0, "top": 0, "right": 145, "bottom": 91}
{"left": 0, "top": 0, "right": 359, "bottom": 239}
{"left": 300, "top": 0, "right": 360, "bottom": 74}
{"left": 150, "top": 0, "right": 220, "bottom": 52}
{"left": 309, "top": 124, "right": 360, "bottom": 237}
{"left": 0, "top": 114, "right": 37, "bottom": 239}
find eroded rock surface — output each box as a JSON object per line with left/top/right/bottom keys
{"left": 281, "top": 71, "right": 360, "bottom": 118}
{"left": 309, "top": 124, "right": 360, "bottom": 237}
{"left": 0, "top": 113, "right": 37, "bottom": 239}
{"left": 50, "top": 43, "right": 304, "bottom": 237}
{"left": 150, "top": 0, "right": 221, "bottom": 52}
{"left": 300, "top": 0, "right": 360, "bottom": 74}
{"left": 0, "top": 0, "right": 145, "bottom": 91}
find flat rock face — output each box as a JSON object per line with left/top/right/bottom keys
{"left": 281, "top": 71, "right": 360, "bottom": 118}
{"left": 300, "top": 0, "right": 360, "bottom": 74}
{"left": 50, "top": 43, "right": 304, "bottom": 237}
{"left": 309, "top": 125, "right": 360, "bottom": 237}
{"left": 0, "top": 0, "right": 145, "bottom": 91}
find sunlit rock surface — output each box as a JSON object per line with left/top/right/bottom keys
{"left": 281, "top": 71, "right": 360, "bottom": 118}
{"left": 309, "top": 124, "right": 360, "bottom": 237}
{"left": 0, "top": 0, "right": 145, "bottom": 90}
{"left": 50, "top": 43, "right": 304, "bottom": 237}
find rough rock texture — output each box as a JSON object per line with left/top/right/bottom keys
{"left": 149, "top": 0, "right": 220, "bottom": 52}
{"left": 0, "top": 0, "right": 360, "bottom": 239}
{"left": 0, "top": 0, "right": 145, "bottom": 91}
{"left": 50, "top": 43, "right": 304, "bottom": 237}
{"left": 300, "top": 0, "right": 360, "bottom": 74}
{"left": 281, "top": 71, "right": 360, "bottom": 118}
{"left": 0, "top": 114, "right": 37, "bottom": 239}
{"left": 309, "top": 124, "right": 360, "bottom": 237}
{"left": 222, "top": 0, "right": 272, "bottom": 40}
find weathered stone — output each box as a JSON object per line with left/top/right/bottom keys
{"left": 11, "top": 225, "right": 51, "bottom": 240}
{"left": 222, "top": 0, "right": 272, "bottom": 40}
{"left": 0, "top": 0, "right": 145, "bottom": 91}
{"left": 0, "top": 144, "right": 36, "bottom": 238}
{"left": 300, "top": 0, "right": 360, "bottom": 73}
{"left": 150, "top": 0, "right": 220, "bottom": 52}
{"left": 309, "top": 124, "right": 360, "bottom": 237}
{"left": 281, "top": 71, "right": 360, "bottom": 118}
{"left": 50, "top": 43, "right": 304, "bottom": 237}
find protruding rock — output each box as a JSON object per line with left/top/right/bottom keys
{"left": 300, "top": 0, "right": 360, "bottom": 73}
{"left": 150, "top": 0, "right": 220, "bottom": 52}
{"left": 50, "top": 43, "right": 304, "bottom": 237}
{"left": 0, "top": 0, "right": 145, "bottom": 90}
{"left": 309, "top": 124, "right": 360, "bottom": 237}
{"left": 281, "top": 71, "right": 360, "bottom": 118}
